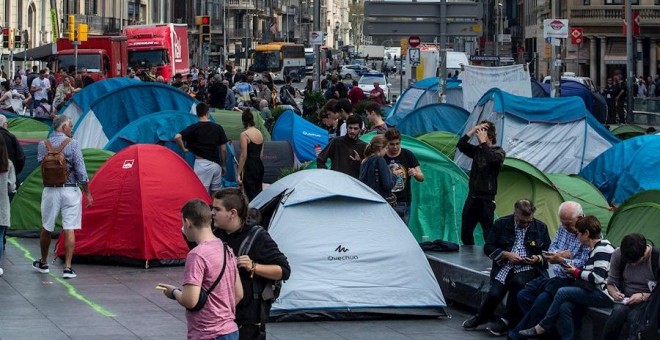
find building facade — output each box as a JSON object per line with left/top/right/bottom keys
{"left": 0, "top": 0, "right": 354, "bottom": 71}
{"left": 522, "top": 0, "right": 660, "bottom": 89}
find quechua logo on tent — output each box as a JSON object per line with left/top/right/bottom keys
{"left": 328, "top": 245, "right": 358, "bottom": 261}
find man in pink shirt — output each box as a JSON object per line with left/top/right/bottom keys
{"left": 369, "top": 81, "right": 386, "bottom": 105}
{"left": 159, "top": 199, "right": 243, "bottom": 340}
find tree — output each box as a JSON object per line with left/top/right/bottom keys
{"left": 348, "top": 2, "right": 364, "bottom": 51}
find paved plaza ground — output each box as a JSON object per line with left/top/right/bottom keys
{"left": 0, "top": 237, "right": 495, "bottom": 339}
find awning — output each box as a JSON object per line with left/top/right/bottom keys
{"left": 12, "top": 43, "right": 57, "bottom": 62}
{"left": 604, "top": 41, "right": 627, "bottom": 65}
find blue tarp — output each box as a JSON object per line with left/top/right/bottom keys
{"left": 272, "top": 110, "right": 328, "bottom": 162}
{"left": 387, "top": 103, "right": 470, "bottom": 136}
{"left": 580, "top": 135, "right": 660, "bottom": 205}
{"left": 72, "top": 82, "right": 197, "bottom": 149}
{"left": 534, "top": 80, "right": 608, "bottom": 123}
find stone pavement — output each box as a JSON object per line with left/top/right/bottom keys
{"left": 0, "top": 237, "right": 494, "bottom": 339}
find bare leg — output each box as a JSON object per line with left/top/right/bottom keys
{"left": 63, "top": 230, "right": 75, "bottom": 268}
{"left": 40, "top": 228, "right": 52, "bottom": 264}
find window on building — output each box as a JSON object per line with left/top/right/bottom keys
{"left": 85, "top": 0, "right": 97, "bottom": 15}
{"left": 4, "top": 1, "right": 10, "bottom": 27}
{"left": 583, "top": 0, "right": 590, "bottom": 5}
{"left": 17, "top": 0, "right": 23, "bottom": 29}
{"left": 605, "top": 0, "right": 638, "bottom": 4}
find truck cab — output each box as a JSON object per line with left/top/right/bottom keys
{"left": 123, "top": 24, "right": 189, "bottom": 81}
{"left": 55, "top": 36, "right": 128, "bottom": 81}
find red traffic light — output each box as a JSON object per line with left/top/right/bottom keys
{"left": 2, "top": 29, "right": 8, "bottom": 35}
{"left": 202, "top": 16, "right": 210, "bottom": 25}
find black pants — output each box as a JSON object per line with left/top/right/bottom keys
{"left": 615, "top": 100, "right": 626, "bottom": 124}
{"left": 239, "top": 323, "right": 266, "bottom": 340}
{"left": 602, "top": 302, "right": 647, "bottom": 340}
{"left": 460, "top": 196, "right": 496, "bottom": 245}
{"left": 477, "top": 270, "right": 537, "bottom": 326}
{"left": 606, "top": 99, "right": 616, "bottom": 124}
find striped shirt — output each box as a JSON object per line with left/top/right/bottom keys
{"left": 495, "top": 225, "right": 533, "bottom": 284}
{"left": 11, "top": 83, "right": 30, "bottom": 98}
{"left": 579, "top": 239, "right": 615, "bottom": 295}
{"left": 549, "top": 226, "right": 591, "bottom": 278}
{"left": 37, "top": 132, "right": 89, "bottom": 185}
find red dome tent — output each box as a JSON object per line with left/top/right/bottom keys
{"left": 56, "top": 144, "right": 211, "bottom": 267}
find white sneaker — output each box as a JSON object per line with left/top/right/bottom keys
{"left": 0, "top": 267, "right": 4, "bottom": 276}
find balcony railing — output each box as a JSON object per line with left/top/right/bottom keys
{"left": 63, "top": 15, "right": 133, "bottom": 35}
{"left": 570, "top": 6, "right": 660, "bottom": 27}
{"left": 226, "top": 0, "right": 256, "bottom": 10}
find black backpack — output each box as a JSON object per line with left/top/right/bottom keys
{"left": 238, "top": 226, "right": 282, "bottom": 323}
{"left": 629, "top": 247, "right": 660, "bottom": 339}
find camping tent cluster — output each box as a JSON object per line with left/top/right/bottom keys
{"left": 4, "top": 73, "right": 659, "bottom": 319}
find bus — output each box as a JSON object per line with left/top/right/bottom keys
{"left": 249, "top": 42, "right": 306, "bottom": 82}
{"left": 305, "top": 48, "right": 314, "bottom": 75}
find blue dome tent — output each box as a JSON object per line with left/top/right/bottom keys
{"left": 272, "top": 110, "right": 328, "bottom": 162}
{"left": 387, "top": 103, "right": 470, "bottom": 136}
{"left": 60, "top": 78, "right": 140, "bottom": 125}
{"left": 72, "top": 82, "right": 197, "bottom": 149}
{"left": 580, "top": 135, "right": 660, "bottom": 206}
{"left": 388, "top": 78, "right": 463, "bottom": 120}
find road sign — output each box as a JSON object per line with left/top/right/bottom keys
{"left": 310, "top": 31, "right": 323, "bottom": 45}
{"left": 408, "top": 47, "right": 420, "bottom": 66}
{"left": 543, "top": 19, "right": 569, "bottom": 39}
{"left": 570, "top": 27, "right": 583, "bottom": 45}
{"left": 408, "top": 36, "right": 420, "bottom": 47}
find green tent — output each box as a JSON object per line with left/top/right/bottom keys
{"left": 7, "top": 117, "right": 50, "bottom": 140}
{"left": 9, "top": 148, "right": 114, "bottom": 237}
{"left": 309, "top": 132, "right": 471, "bottom": 243}
{"left": 416, "top": 131, "right": 459, "bottom": 159}
{"left": 496, "top": 158, "right": 612, "bottom": 238}
{"left": 610, "top": 124, "right": 647, "bottom": 140}
{"left": 606, "top": 190, "right": 660, "bottom": 247}
{"left": 209, "top": 109, "right": 271, "bottom": 142}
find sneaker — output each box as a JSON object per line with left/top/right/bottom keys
{"left": 63, "top": 267, "right": 77, "bottom": 279}
{"left": 32, "top": 260, "right": 49, "bottom": 273}
{"left": 0, "top": 267, "right": 3, "bottom": 276}
{"left": 488, "top": 318, "right": 509, "bottom": 336}
{"left": 462, "top": 315, "right": 486, "bottom": 330}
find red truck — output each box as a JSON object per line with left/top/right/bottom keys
{"left": 55, "top": 36, "right": 128, "bottom": 81}
{"left": 123, "top": 24, "right": 189, "bottom": 81}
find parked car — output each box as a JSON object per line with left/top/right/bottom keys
{"left": 358, "top": 73, "right": 391, "bottom": 100}
{"left": 543, "top": 72, "right": 597, "bottom": 92}
{"left": 340, "top": 65, "right": 369, "bottom": 79}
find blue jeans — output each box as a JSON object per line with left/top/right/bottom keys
{"left": 393, "top": 202, "right": 410, "bottom": 225}
{"left": 509, "top": 277, "right": 574, "bottom": 340}
{"left": 0, "top": 225, "right": 6, "bottom": 261}
{"left": 214, "top": 330, "right": 239, "bottom": 340}
{"left": 538, "top": 286, "right": 613, "bottom": 340}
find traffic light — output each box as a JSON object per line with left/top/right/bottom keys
{"left": 2, "top": 29, "right": 9, "bottom": 48}
{"left": 68, "top": 15, "right": 75, "bottom": 41}
{"left": 78, "top": 24, "right": 88, "bottom": 42}
{"left": 196, "top": 15, "right": 211, "bottom": 43}
{"left": 14, "top": 33, "right": 21, "bottom": 49}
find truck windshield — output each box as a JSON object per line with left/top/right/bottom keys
{"left": 128, "top": 50, "right": 168, "bottom": 68}
{"left": 58, "top": 55, "right": 102, "bottom": 72}
{"left": 250, "top": 51, "right": 281, "bottom": 72}
{"left": 305, "top": 52, "right": 315, "bottom": 67}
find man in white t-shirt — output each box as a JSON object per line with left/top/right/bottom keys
{"left": 30, "top": 69, "right": 51, "bottom": 113}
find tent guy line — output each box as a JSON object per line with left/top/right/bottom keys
{"left": 7, "top": 237, "right": 116, "bottom": 318}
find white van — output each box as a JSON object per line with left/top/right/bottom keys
{"left": 543, "top": 72, "right": 597, "bottom": 92}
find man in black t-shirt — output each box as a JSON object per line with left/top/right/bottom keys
{"left": 175, "top": 103, "right": 228, "bottom": 195}
{"left": 383, "top": 128, "right": 424, "bottom": 225}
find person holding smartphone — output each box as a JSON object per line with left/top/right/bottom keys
{"left": 456, "top": 120, "right": 505, "bottom": 245}
{"left": 508, "top": 202, "right": 591, "bottom": 340}
{"left": 518, "top": 216, "right": 615, "bottom": 339}
{"left": 159, "top": 199, "right": 243, "bottom": 340}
